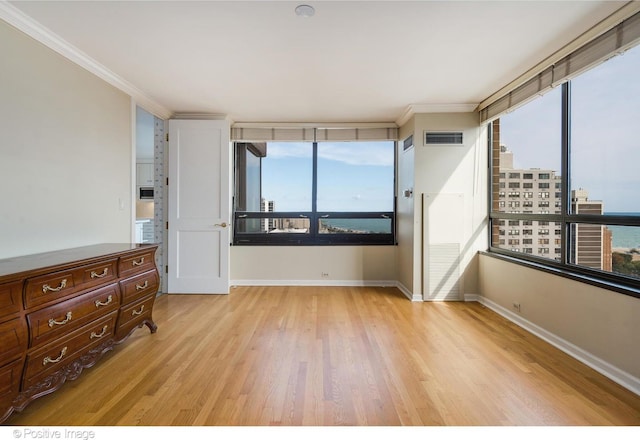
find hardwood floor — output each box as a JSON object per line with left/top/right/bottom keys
{"left": 5, "top": 286, "right": 640, "bottom": 426}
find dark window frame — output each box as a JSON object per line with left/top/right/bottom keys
{"left": 488, "top": 82, "right": 640, "bottom": 298}
{"left": 233, "top": 140, "right": 397, "bottom": 246}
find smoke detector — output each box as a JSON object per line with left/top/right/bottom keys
{"left": 295, "top": 4, "right": 315, "bottom": 18}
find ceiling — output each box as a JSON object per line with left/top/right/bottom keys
{"left": 4, "top": 0, "right": 630, "bottom": 124}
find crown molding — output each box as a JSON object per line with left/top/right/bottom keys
{"left": 478, "top": 1, "right": 640, "bottom": 112}
{"left": 396, "top": 103, "right": 478, "bottom": 126}
{"left": 0, "top": 0, "right": 173, "bottom": 120}
{"left": 231, "top": 121, "right": 397, "bottom": 129}
{"left": 172, "top": 113, "right": 232, "bottom": 123}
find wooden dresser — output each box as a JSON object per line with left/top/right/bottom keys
{"left": 0, "top": 243, "right": 160, "bottom": 423}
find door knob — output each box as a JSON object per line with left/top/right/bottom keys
{"left": 214, "top": 222, "right": 228, "bottom": 228}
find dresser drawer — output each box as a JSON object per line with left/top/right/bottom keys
{"left": 119, "top": 270, "right": 159, "bottom": 305}
{"left": 0, "top": 317, "right": 28, "bottom": 360}
{"left": 24, "top": 271, "right": 76, "bottom": 309}
{"left": 116, "top": 294, "right": 156, "bottom": 340}
{"left": 118, "top": 250, "right": 155, "bottom": 278}
{"left": 22, "top": 312, "right": 117, "bottom": 389}
{"left": 24, "top": 258, "right": 120, "bottom": 310}
{"left": 0, "top": 281, "right": 22, "bottom": 320}
{"left": 27, "top": 283, "right": 121, "bottom": 348}
{"left": 79, "top": 259, "right": 118, "bottom": 288}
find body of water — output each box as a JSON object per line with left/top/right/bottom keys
{"left": 320, "top": 218, "right": 391, "bottom": 234}
{"left": 605, "top": 213, "right": 640, "bottom": 249}
{"left": 608, "top": 225, "right": 640, "bottom": 249}
{"left": 321, "top": 214, "right": 640, "bottom": 246}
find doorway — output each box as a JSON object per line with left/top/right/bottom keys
{"left": 135, "top": 105, "right": 167, "bottom": 293}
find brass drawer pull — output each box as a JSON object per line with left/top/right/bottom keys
{"left": 132, "top": 257, "right": 145, "bottom": 266}
{"left": 42, "top": 279, "right": 67, "bottom": 293}
{"left": 135, "top": 281, "right": 149, "bottom": 291}
{"left": 132, "top": 305, "right": 145, "bottom": 316}
{"left": 95, "top": 295, "right": 113, "bottom": 308}
{"left": 90, "top": 325, "right": 109, "bottom": 339}
{"left": 90, "top": 268, "right": 109, "bottom": 278}
{"left": 43, "top": 346, "right": 67, "bottom": 366}
{"left": 48, "top": 311, "right": 72, "bottom": 328}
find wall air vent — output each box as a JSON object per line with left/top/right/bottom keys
{"left": 403, "top": 135, "right": 414, "bottom": 151}
{"left": 424, "top": 131, "right": 463, "bottom": 145}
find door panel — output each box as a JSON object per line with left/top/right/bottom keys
{"left": 168, "top": 119, "right": 230, "bottom": 294}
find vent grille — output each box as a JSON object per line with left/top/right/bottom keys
{"left": 403, "top": 135, "right": 414, "bottom": 151}
{"left": 425, "top": 131, "right": 463, "bottom": 145}
{"left": 427, "top": 243, "right": 461, "bottom": 300}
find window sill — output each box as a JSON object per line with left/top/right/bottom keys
{"left": 481, "top": 250, "right": 640, "bottom": 300}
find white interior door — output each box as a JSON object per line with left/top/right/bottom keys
{"left": 167, "top": 119, "right": 230, "bottom": 294}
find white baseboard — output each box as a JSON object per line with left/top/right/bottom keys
{"left": 230, "top": 279, "right": 397, "bottom": 288}
{"left": 230, "top": 279, "right": 424, "bottom": 302}
{"left": 395, "top": 282, "right": 421, "bottom": 301}
{"left": 468, "top": 295, "right": 640, "bottom": 397}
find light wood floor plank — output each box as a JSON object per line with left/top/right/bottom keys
{"left": 5, "top": 286, "right": 640, "bottom": 426}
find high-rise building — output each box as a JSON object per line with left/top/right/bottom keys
{"left": 570, "top": 189, "right": 612, "bottom": 271}
{"left": 261, "top": 198, "right": 275, "bottom": 232}
{"left": 496, "top": 146, "right": 611, "bottom": 270}
{"left": 497, "top": 146, "right": 562, "bottom": 260}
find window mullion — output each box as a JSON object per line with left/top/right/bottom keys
{"left": 310, "top": 142, "right": 319, "bottom": 237}
{"left": 561, "top": 81, "right": 571, "bottom": 265}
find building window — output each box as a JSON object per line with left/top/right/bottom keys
{"left": 488, "top": 42, "right": 640, "bottom": 293}
{"left": 234, "top": 140, "right": 396, "bottom": 245}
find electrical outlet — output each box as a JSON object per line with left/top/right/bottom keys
{"left": 513, "top": 302, "right": 521, "bottom": 313}
{"left": 321, "top": 272, "right": 329, "bottom": 278}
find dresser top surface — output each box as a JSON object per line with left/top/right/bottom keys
{"left": 0, "top": 243, "right": 158, "bottom": 281}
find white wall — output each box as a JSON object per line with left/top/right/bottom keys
{"left": 398, "top": 113, "right": 489, "bottom": 299}
{"left": 396, "top": 118, "right": 418, "bottom": 296}
{"left": 0, "top": 20, "right": 132, "bottom": 259}
{"left": 478, "top": 254, "right": 640, "bottom": 390}
{"left": 231, "top": 246, "right": 397, "bottom": 286}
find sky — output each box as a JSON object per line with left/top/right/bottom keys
{"left": 261, "top": 141, "right": 395, "bottom": 212}
{"left": 499, "top": 43, "right": 640, "bottom": 213}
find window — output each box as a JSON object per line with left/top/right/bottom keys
{"left": 234, "top": 140, "right": 396, "bottom": 245}
{"left": 488, "top": 41, "right": 640, "bottom": 294}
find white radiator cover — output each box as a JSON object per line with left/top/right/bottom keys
{"left": 423, "top": 193, "right": 464, "bottom": 300}
{"left": 427, "top": 243, "right": 462, "bottom": 300}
